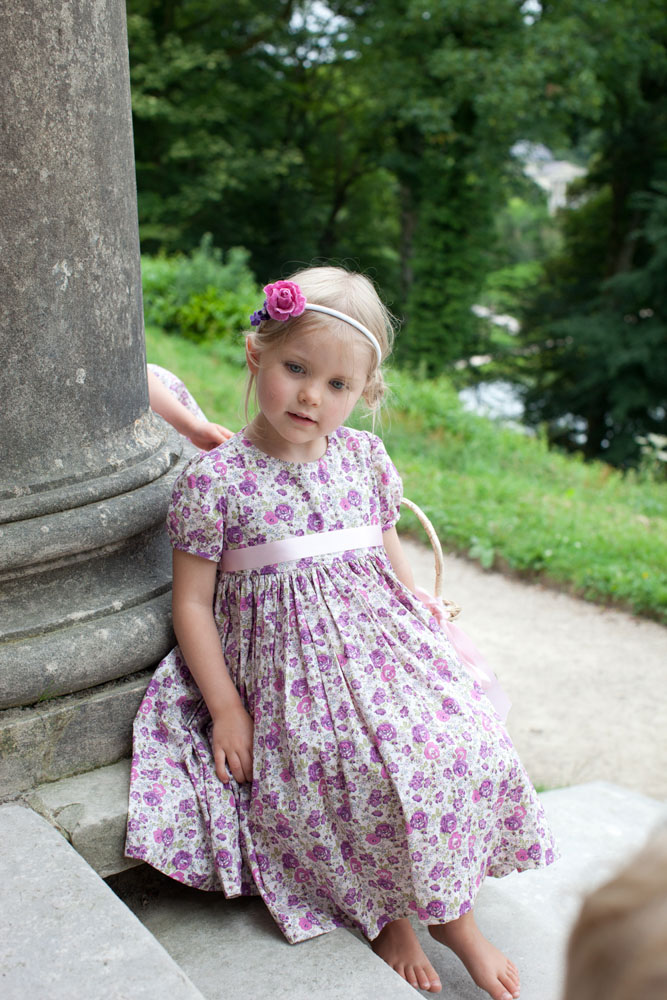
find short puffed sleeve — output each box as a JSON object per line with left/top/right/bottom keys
{"left": 166, "top": 456, "right": 225, "bottom": 562}
{"left": 370, "top": 433, "right": 403, "bottom": 531}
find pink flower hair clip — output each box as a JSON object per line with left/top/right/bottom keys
{"left": 250, "top": 280, "right": 306, "bottom": 326}
{"left": 250, "top": 280, "right": 383, "bottom": 364}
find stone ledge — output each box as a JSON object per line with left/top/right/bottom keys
{"left": 0, "top": 674, "right": 149, "bottom": 799}
{"left": 27, "top": 759, "right": 136, "bottom": 879}
{"left": 0, "top": 471, "right": 178, "bottom": 574}
{"left": 0, "top": 594, "right": 173, "bottom": 708}
{"left": 1, "top": 526, "right": 170, "bottom": 642}
{"left": 0, "top": 803, "right": 204, "bottom": 1000}
{"left": 0, "top": 418, "right": 180, "bottom": 522}
{"left": 111, "top": 868, "right": 419, "bottom": 1000}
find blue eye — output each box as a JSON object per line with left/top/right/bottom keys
{"left": 286, "top": 362, "right": 304, "bottom": 374}
{"left": 330, "top": 380, "right": 346, "bottom": 391}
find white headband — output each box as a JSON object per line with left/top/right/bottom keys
{"left": 250, "top": 280, "right": 384, "bottom": 365}
{"left": 304, "top": 303, "right": 383, "bottom": 364}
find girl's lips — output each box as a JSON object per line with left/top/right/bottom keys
{"left": 288, "top": 412, "right": 316, "bottom": 424}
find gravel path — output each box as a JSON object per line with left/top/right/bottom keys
{"left": 403, "top": 538, "right": 667, "bottom": 801}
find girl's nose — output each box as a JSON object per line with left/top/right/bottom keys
{"left": 298, "top": 381, "right": 320, "bottom": 405}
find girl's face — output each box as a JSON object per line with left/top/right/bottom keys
{"left": 246, "top": 326, "right": 371, "bottom": 462}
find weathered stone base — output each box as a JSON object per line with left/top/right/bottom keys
{"left": 0, "top": 672, "right": 150, "bottom": 800}
{"left": 0, "top": 419, "right": 183, "bottom": 800}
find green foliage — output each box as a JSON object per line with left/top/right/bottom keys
{"left": 145, "top": 325, "right": 667, "bottom": 622}
{"left": 513, "top": 0, "right": 667, "bottom": 466}
{"left": 341, "top": 0, "right": 546, "bottom": 366}
{"left": 379, "top": 369, "right": 667, "bottom": 621}
{"left": 127, "top": 0, "right": 561, "bottom": 365}
{"left": 173, "top": 288, "right": 250, "bottom": 344}
{"left": 400, "top": 159, "right": 491, "bottom": 368}
{"left": 141, "top": 238, "right": 260, "bottom": 343}
{"left": 480, "top": 261, "right": 545, "bottom": 316}
{"left": 519, "top": 183, "right": 667, "bottom": 466}
{"left": 126, "top": 1, "right": 402, "bottom": 302}
{"left": 128, "top": 0, "right": 667, "bottom": 444}
{"left": 491, "top": 192, "right": 562, "bottom": 268}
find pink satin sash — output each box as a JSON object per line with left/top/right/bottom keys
{"left": 220, "top": 524, "right": 384, "bottom": 572}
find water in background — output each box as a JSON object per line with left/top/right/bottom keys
{"left": 458, "top": 380, "right": 530, "bottom": 433}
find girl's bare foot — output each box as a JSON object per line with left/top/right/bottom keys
{"left": 372, "top": 917, "right": 442, "bottom": 993}
{"left": 428, "top": 911, "right": 520, "bottom": 1000}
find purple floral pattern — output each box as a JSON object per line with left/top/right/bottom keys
{"left": 126, "top": 426, "right": 557, "bottom": 944}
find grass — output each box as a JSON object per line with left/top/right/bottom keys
{"left": 146, "top": 326, "right": 667, "bottom": 623}
{"left": 146, "top": 325, "right": 247, "bottom": 430}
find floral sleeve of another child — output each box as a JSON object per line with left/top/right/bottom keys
{"left": 370, "top": 434, "right": 403, "bottom": 532}
{"left": 166, "top": 455, "right": 225, "bottom": 562}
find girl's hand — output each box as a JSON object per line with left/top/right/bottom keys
{"left": 189, "top": 420, "right": 233, "bottom": 451}
{"left": 211, "top": 705, "right": 254, "bottom": 784}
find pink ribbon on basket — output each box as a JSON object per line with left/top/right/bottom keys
{"left": 413, "top": 587, "right": 511, "bottom": 723}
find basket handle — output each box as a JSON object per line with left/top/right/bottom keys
{"left": 400, "top": 497, "right": 461, "bottom": 620}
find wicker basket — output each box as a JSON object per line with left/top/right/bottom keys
{"left": 401, "top": 499, "right": 511, "bottom": 720}
{"left": 400, "top": 497, "right": 461, "bottom": 621}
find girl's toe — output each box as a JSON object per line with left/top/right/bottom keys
{"left": 507, "top": 961, "right": 520, "bottom": 981}
{"left": 501, "top": 963, "right": 520, "bottom": 988}
{"left": 415, "top": 967, "right": 433, "bottom": 991}
{"left": 400, "top": 964, "right": 419, "bottom": 989}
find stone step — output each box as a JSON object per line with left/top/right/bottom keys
{"left": 0, "top": 802, "right": 205, "bottom": 1000}
{"left": 110, "top": 868, "right": 419, "bottom": 1000}
{"left": 111, "top": 781, "right": 667, "bottom": 1000}
{"left": 22, "top": 761, "right": 419, "bottom": 999}
{"left": 27, "top": 758, "right": 138, "bottom": 879}
{"left": 25, "top": 761, "right": 667, "bottom": 1000}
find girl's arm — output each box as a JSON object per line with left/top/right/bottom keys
{"left": 147, "top": 369, "right": 233, "bottom": 450}
{"left": 171, "top": 548, "right": 253, "bottom": 783}
{"left": 382, "top": 526, "right": 415, "bottom": 591}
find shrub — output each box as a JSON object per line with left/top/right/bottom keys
{"left": 141, "top": 236, "right": 260, "bottom": 343}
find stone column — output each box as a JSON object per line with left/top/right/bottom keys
{"left": 0, "top": 1, "right": 182, "bottom": 798}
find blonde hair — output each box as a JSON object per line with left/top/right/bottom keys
{"left": 244, "top": 265, "right": 395, "bottom": 420}
{"left": 563, "top": 829, "right": 667, "bottom": 1000}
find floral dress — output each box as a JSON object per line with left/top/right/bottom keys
{"left": 125, "top": 426, "right": 557, "bottom": 944}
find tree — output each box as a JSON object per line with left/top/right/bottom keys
{"left": 126, "top": 1, "right": 400, "bottom": 296}
{"left": 517, "top": 0, "right": 667, "bottom": 465}
{"left": 334, "top": 0, "right": 548, "bottom": 368}
{"left": 128, "top": 1, "right": 563, "bottom": 367}
{"left": 126, "top": 1, "right": 302, "bottom": 253}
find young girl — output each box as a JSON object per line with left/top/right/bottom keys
{"left": 126, "top": 267, "right": 557, "bottom": 1000}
